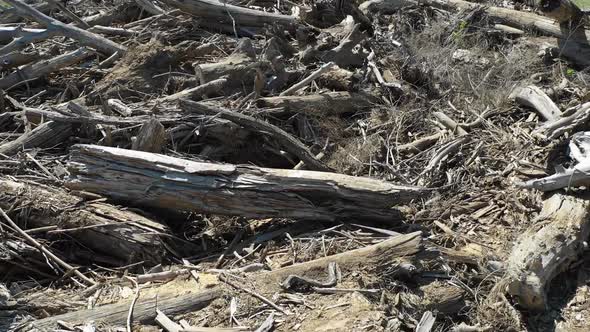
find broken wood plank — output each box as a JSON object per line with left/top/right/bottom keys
{"left": 507, "top": 194, "right": 590, "bottom": 310}
{"left": 66, "top": 145, "right": 425, "bottom": 222}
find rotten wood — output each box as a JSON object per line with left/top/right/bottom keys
{"left": 66, "top": 144, "right": 424, "bottom": 222}
{"left": 132, "top": 118, "right": 166, "bottom": 153}
{"left": 507, "top": 194, "right": 590, "bottom": 310}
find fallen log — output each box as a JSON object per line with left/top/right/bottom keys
{"left": 66, "top": 145, "right": 425, "bottom": 222}
{"left": 0, "top": 121, "right": 72, "bottom": 155}
{"left": 0, "top": 47, "right": 92, "bottom": 90}
{"left": 0, "top": 179, "right": 169, "bottom": 265}
{"left": 23, "top": 288, "right": 223, "bottom": 331}
{"left": 0, "top": 50, "right": 41, "bottom": 69}
{"left": 507, "top": 194, "right": 590, "bottom": 310}
{"left": 256, "top": 91, "right": 375, "bottom": 116}
{"left": 161, "top": 0, "right": 297, "bottom": 27}
{"left": 179, "top": 99, "right": 331, "bottom": 172}
{"left": 4, "top": 0, "right": 127, "bottom": 55}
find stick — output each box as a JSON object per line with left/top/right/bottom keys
{"left": 160, "top": 78, "right": 227, "bottom": 102}
{"left": 126, "top": 276, "right": 140, "bottom": 332}
{"left": 279, "top": 62, "right": 335, "bottom": 96}
{"left": 0, "top": 207, "right": 97, "bottom": 286}
{"left": 3, "top": 0, "right": 126, "bottom": 55}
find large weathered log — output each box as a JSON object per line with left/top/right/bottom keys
{"left": 3, "top": 0, "right": 126, "bottom": 55}
{"left": 0, "top": 121, "right": 72, "bottom": 155}
{"left": 507, "top": 194, "right": 590, "bottom": 310}
{"left": 161, "top": 0, "right": 297, "bottom": 27}
{"left": 0, "top": 47, "right": 91, "bottom": 90}
{"left": 256, "top": 91, "right": 375, "bottom": 116}
{"left": 0, "top": 179, "right": 169, "bottom": 265}
{"left": 23, "top": 288, "right": 222, "bottom": 331}
{"left": 66, "top": 145, "right": 424, "bottom": 222}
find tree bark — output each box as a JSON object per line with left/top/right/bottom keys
{"left": 66, "top": 145, "right": 425, "bottom": 222}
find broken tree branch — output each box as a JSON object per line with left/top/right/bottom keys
{"left": 510, "top": 85, "right": 562, "bottom": 121}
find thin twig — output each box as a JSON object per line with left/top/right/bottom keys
{"left": 219, "top": 274, "right": 289, "bottom": 315}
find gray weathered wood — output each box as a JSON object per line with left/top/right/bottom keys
{"left": 0, "top": 47, "right": 91, "bottom": 90}
{"left": 507, "top": 194, "right": 590, "bottom": 310}
{"left": 24, "top": 288, "right": 222, "bottom": 330}
{"left": 66, "top": 145, "right": 425, "bottom": 222}
{"left": 0, "top": 179, "right": 169, "bottom": 266}
{"left": 132, "top": 118, "right": 166, "bottom": 153}
{"left": 3, "top": 0, "right": 126, "bottom": 55}
{"left": 0, "top": 121, "right": 72, "bottom": 155}
{"left": 510, "top": 85, "right": 562, "bottom": 122}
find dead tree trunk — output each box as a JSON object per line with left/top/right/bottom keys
{"left": 507, "top": 194, "right": 590, "bottom": 310}
{"left": 66, "top": 145, "right": 424, "bottom": 222}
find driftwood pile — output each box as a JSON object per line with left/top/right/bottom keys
{"left": 0, "top": 0, "right": 590, "bottom": 331}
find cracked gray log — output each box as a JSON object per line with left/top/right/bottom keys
{"left": 161, "top": 0, "right": 297, "bottom": 27}
{"left": 0, "top": 121, "right": 72, "bottom": 155}
{"left": 66, "top": 145, "right": 424, "bottom": 221}
{"left": 510, "top": 86, "right": 562, "bottom": 121}
{"left": 0, "top": 179, "right": 168, "bottom": 265}
{"left": 0, "top": 47, "right": 92, "bottom": 90}
{"left": 3, "top": 0, "right": 126, "bottom": 55}
{"left": 256, "top": 91, "right": 376, "bottom": 116}
{"left": 507, "top": 194, "right": 590, "bottom": 310}
{"left": 24, "top": 288, "right": 222, "bottom": 331}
